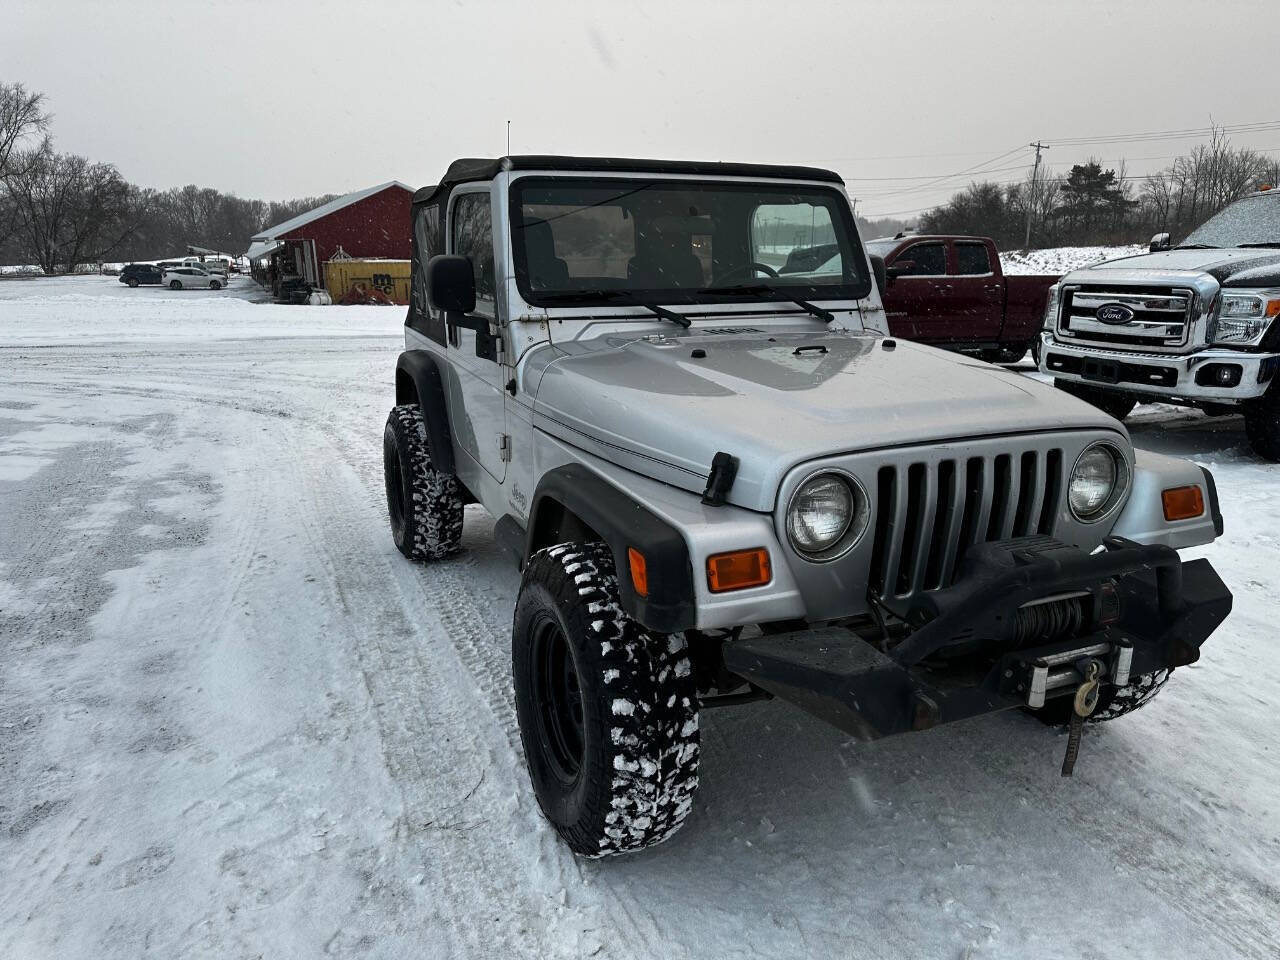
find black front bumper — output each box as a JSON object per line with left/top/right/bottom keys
{"left": 722, "top": 536, "right": 1232, "bottom": 741}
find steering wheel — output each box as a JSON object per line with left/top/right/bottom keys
{"left": 709, "top": 261, "right": 779, "bottom": 287}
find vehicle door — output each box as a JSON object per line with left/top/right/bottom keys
{"left": 446, "top": 186, "right": 508, "bottom": 487}
{"left": 944, "top": 239, "right": 1004, "bottom": 341}
{"left": 884, "top": 240, "right": 948, "bottom": 340}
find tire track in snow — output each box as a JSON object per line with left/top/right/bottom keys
{"left": 275, "top": 416, "right": 614, "bottom": 958}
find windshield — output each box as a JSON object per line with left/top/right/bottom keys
{"left": 510, "top": 177, "right": 871, "bottom": 307}
{"left": 863, "top": 238, "right": 900, "bottom": 258}
{"left": 1183, "top": 194, "right": 1280, "bottom": 248}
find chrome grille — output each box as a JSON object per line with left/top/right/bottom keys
{"left": 1056, "top": 285, "right": 1195, "bottom": 352}
{"left": 869, "top": 447, "right": 1064, "bottom": 603}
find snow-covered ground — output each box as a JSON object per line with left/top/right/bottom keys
{"left": 2, "top": 276, "right": 1277, "bottom": 960}
{"left": 1000, "top": 244, "right": 1147, "bottom": 275}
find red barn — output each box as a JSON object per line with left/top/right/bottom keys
{"left": 246, "top": 180, "right": 413, "bottom": 299}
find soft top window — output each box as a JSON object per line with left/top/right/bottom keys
{"left": 510, "top": 177, "right": 870, "bottom": 308}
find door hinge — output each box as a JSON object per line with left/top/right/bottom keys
{"left": 498, "top": 433, "right": 512, "bottom": 462}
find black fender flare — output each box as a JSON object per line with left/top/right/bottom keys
{"left": 395, "top": 350, "right": 456, "bottom": 475}
{"left": 527, "top": 464, "right": 696, "bottom": 634}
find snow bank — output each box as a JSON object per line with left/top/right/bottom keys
{"left": 1000, "top": 244, "right": 1146, "bottom": 275}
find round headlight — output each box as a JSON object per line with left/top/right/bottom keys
{"left": 786, "top": 473, "right": 868, "bottom": 560}
{"left": 1069, "top": 443, "right": 1128, "bottom": 521}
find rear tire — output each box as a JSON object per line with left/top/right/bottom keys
{"left": 513, "top": 542, "right": 700, "bottom": 857}
{"left": 1034, "top": 669, "right": 1172, "bottom": 726}
{"left": 1243, "top": 388, "right": 1280, "bottom": 462}
{"left": 1054, "top": 378, "right": 1137, "bottom": 421}
{"left": 383, "top": 404, "right": 462, "bottom": 560}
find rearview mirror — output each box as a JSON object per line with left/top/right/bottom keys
{"left": 869, "top": 254, "right": 887, "bottom": 292}
{"left": 1149, "top": 232, "right": 1171, "bottom": 253}
{"left": 426, "top": 254, "right": 476, "bottom": 314}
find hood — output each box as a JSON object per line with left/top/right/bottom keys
{"left": 1077, "top": 247, "right": 1280, "bottom": 287}
{"left": 531, "top": 330, "right": 1120, "bottom": 512}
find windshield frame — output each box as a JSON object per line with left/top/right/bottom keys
{"left": 1183, "top": 193, "right": 1280, "bottom": 248}
{"left": 508, "top": 174, "right": 872, "bottom": 309}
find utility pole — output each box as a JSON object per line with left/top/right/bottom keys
{"left": 1024, "top": 141, "right": 1049, "bottom": 251}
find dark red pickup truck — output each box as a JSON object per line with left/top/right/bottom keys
{"left": 865, "top": 234, "right": 1058, "bottom": 363}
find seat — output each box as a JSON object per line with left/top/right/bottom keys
{"left": 520, "top": 219, "right": 570, "bottom": 290}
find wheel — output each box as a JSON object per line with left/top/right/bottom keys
{"left": 512, "top": 542, "right": 700, "bottom": 857}
{"left": 1031, "top": 337, "right": 1043, "bottom": 367}
{"left": 210, "top": 280, "right": 222, "bottom": 290}
{"left": 1244, "top": 387, "right": 1280, "bottom": 462}
{"left": 1054, "top": 379, "right": 1137, "bottom": 421}
{"left": 1033, "top": 670, "right": 1172, "bottom": 726}
{"left": 382, "top": 404, "right": 462, "bottom": 560}
{"left": 126, "top": 278, "right": 139, "bottom": 288}
{"left": 169, "top": 280, "right": 182, "bottom": 290}
{"left": 996, "top": 343, "right": 1029, "bottom": 364}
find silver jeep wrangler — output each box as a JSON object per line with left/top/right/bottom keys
{"left": 383, "top": 155, "right": 1232, "bottom": 857}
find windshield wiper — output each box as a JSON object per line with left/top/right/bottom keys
{"left": 1238, "top": 241, "right": 1280, "bottom": 249}
{"left": 559, "top": 288, "right": 691, "bottom": 327}
{"left": 698, "top": 283, "right": 835, "bottom": 323}
{"left": 1172, "top": 243, "right": 1218, "bottom": 250}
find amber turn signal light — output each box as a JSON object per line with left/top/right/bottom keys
{"left": 1162, "top": 485, "right": 1205, "bottom": 521}
{"left": 627, "top": 547, "right": 649, "bottom": 598}
{"left": 706, "top": 548, "right": 771, "bottom": 593}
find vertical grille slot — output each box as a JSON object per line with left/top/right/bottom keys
{"left": 923, "top": 459, "right": 957, "bottom": 591}
{"left": 894, "top": 464, "right": 927, "bottom": 595}
{"left": 986, "top": 454, "right": 1012, "bottom": 541}
{"left": 869, "top": 466, "right": 896, "bottom": 597}
{"left": 1038, "top": 448, "right": 1063, "bottom": 534}
{"left": 1012, "top": 451, "right": 1038, "bottom": 536}
{"left": 957, "top": 457, "right": 985, "bottom": 558}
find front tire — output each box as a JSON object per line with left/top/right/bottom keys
{"left": 126, "top": 278, "right": 139, "bottom": 288}
{"left": 169, "top": 280, "right": 182, "bottom": 290}
{"left": 382, "top": 404, "right": 463, "bottom": 560}
{"left": 210, "top": 280, "right": 222, "bottom": 290}
{"left": 1054, "top": 379, "right": 1137, "bottom": 421}
{"left": 513, "top": 542, "right": 700, "bottom": 857}
{"left": 1244, "top": 388, "right": 1280, "bottom": 462}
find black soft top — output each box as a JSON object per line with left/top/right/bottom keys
{"left": 411, "top": 155, "right": 843, "bottom": 205}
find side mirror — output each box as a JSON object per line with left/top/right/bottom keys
{"left": 885, "top": 261, "right": 914, "bottom": 283}
{"left": 1149, "top": 232, "right": 1171, "bottom": 253}
{"left": 870, "top": 254, "right": 887, "bottom": 293}
{"left": 426, "top": 254, "right": 476, "bottom": 314}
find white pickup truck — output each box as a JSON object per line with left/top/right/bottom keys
{"left": 1040, "top": 187, "right": 1280, "bottom": 458}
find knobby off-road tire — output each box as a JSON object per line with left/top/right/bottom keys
{"left": 1243, "top": 388, "right": 1280, "bottom": 462}
{"left": 1054, "top": 378, "right": 1138, "bottom": 422}
{"left": 512, "top": 542, "right": 700, "bottom": 857}
{"left": 382, "top": 404, "right": 463, "bottom": 561}
{"left": 1035, "top": 669, "right": 1172, "bottom": 726}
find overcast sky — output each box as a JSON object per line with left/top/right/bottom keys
{"left": 5, "top": 0, "right": 1278, "bottom": 219}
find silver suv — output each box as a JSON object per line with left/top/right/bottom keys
{"left": 383, "top": 156, "right": 1232, "bottom": 857}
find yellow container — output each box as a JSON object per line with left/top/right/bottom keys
{"left": 325, "top": 258, "right": 412, "bottom": 305}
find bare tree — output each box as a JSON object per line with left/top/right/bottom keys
{"left": 7, "top": 151, "right": 143, "bottom": 273}
{"left": 0, "top": 81, "right": 50, "bottom": 180}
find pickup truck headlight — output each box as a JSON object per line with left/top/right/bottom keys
{"left": 1211, "top": 291, "right": 1280, "bottom": 346}
{"left": 1043, "top": 285, "right": 1061, "bottom": 329}
{"left": 786, "top": 472, "right": 869, "bottom": 561}
{"left": 1068, "top": 442, "right": 1130, "bottom": 522}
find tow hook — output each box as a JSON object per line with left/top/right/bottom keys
{"left": 1061, "top": 657, "right": 1103, "bottom": 777}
